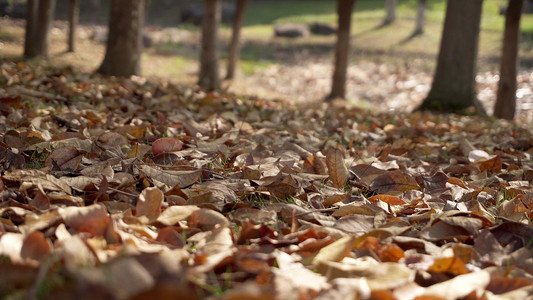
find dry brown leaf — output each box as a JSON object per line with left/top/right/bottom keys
{"left": 0, "top": 232, "right": 23, "bottom": 262}
{"left": 447, "top": 177, "right": 469, "bottom": 189}
{"left": 368, "top": 194, "right": 406, "bottom": 205}
{"left": 59, "top": 204, "right": 109, "bottom": 236}
{"left": 316, "top": 259, "right": 413, "bottom": 290}
{"left": 20, "top": 231, "right": 52, "bottom": 262}
{"left": 152, "top": 137, "right": 183, "bottom": 154}
{"left": 486, "top": 276, "right": 533, "bottom": 295}
{"left": 97, "top": 131, "right": 127, "bottom": 149}
{"left": 188, "top": 208, "right": 230, "bottom": 231}
{"left": 157, "top": 205, "right": 199, "bottom": 226}
{"left": 139, "top": 165, "right": 201, "bottom": 189}
{"left": 323, "top": 193, "right": 349, "bottom": 207}
{"left": 312, "top": 235, "right": 356, "bottom": 266}
{"left": 428, "top": 257, "right": 469, "bottom": 275}
{"left": 3, "top": 169, "right": 72, "bottom": 194}
{"left": 370, "top": 170, "right": 419, "bottom": 195}
{"left": 136, "top": 187, "right": 164, "bottom": 223}
{"left": 422, "top": 271, "right": 490, "bottom": 299}
{"left": 326, "top": 148, "right": 350, "bottom": 189}
{"left": 479, "top": 156, "right": 503, "bottom": 173}
{"left": 44, "top": 146, "right": 83, "bottom": 170}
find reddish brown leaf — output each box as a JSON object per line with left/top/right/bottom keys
{"left": 152, "top": 137, "right": 183, "bottom": 155}
{"left": 447, "top": 177, "right": 469, "bottom": 189}
{"left": 486, "top": 276, "right": 532, "bottom": 295}
{"left": 479, "top": 156, "right": 502, "bottom": 173}
{"left": 156, "top": 227, "right": 184, "bottom": 248}
{"left": 367, "top": 194, "right": 406, "bottom": 205}
{"left": 20, "top": 231, "right": 52, "bottom": 261}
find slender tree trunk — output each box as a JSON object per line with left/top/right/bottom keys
{"left": 417, "top": 0, "right": 485, "bottom": 114}
{"left": 226, "top": 0, "right": 248, "bottom": 80}
{"left": 68, "top": 0, "right": 80, "bottom": 52}
{"left": 33, "top": 0, "right": 56, "bottom": 58}
{"left": 97, "top": 0, "right": 145, "bottom": 77}
{"left": 414, "top": 0, "right": 426, "bottom": 35}
{"left": 328, "top": 0, "right": 357, "bottom": 101}
{"left": 199, "top": 0, "right": 222, "bottom": 91}
{"left": 383, "top": 0, "right": 397, "bottom": 25}
{"left": 494, "top": 0, "right": 523, "bottom": 120}
{"left": 24, "top": 0, "right": 37, "bottom": 58}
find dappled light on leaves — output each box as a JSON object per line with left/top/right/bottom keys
{"left": 0, "top": 61, "right": 532, "bottom": 299}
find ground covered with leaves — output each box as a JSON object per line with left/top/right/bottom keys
{"left": 1, "top": 61, "right": 533, "bottom": 299}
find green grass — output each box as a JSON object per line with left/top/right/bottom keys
{"left": 233, "top": 0, "right": 533, "bottom": 71}
{"left": 239, "top": 59, "right": 271, "bottom": 76}
{"left": 2, "top": 0, "right": 532, "bottom": 81}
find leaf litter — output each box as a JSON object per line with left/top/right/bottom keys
{"left": 1, "top": 61, "right": 533, "bottom": 299}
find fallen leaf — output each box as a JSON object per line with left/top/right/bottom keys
{"left": 368, "top": 194, "right": 406, "bottom": 205}
{"left": 326, "top": 148, "right": 350, "bottom": 189}
{"left": 136, "top": 187, "right": 164, "bottom": 223}
{"left": 20, "top": 231, "right": 52, "bottom": 261}
{"left": 152, "top": 137, "right": 183, "bottom": 155}
{"left": 312, "top": 235, "right": 356, "bottom": 266}
{"left": 370, "top": 170, "right": 419, "bottom": 195}
{"left": 428, "top": 257, "right": 469, "bottom": 276}
{"left": 422, "top": 271, "right": 490, "bottom": 299}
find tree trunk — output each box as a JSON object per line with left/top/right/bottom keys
{"left": 97, "top": 0, "right": 145, "bottom": 77}
{"left": 68, "top": 0, "right": 80, "bottom": 52}
{"left": 199, "top": 0, "right": 222, "bottom": 91}
{"left": 414, "top": 0, "right": 426, "bottom": 35}
{"left": 328, "top": 0, "right": 357, "bottom": 101}
{"left": 383, "top": 0, "right": 397, "bottom": 25}
{"left": 32, "top": 0, "right": 56, "bottom": 58}
{"left": 226, "top": 0, "right": 248, "bottom": 80}
{"left": 24, "top": 0, "right": 37, "bottom": 58}
{"left": 417, "top": 0, "right": 485, "bottom": 114}
{"left": 494, "top": 0, "right": 524, "bottom": 120}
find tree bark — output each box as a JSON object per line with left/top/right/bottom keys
{"left": 328, "top": 0, "right": 357, "bottom": 101}
{"left": 199, "top": 0, "right": 222, "bottom": 91}
{"left": 414, "top": 0, "right": 426, "bottom": 35}
{"left": 417, "top": 0, "right": 485, "bottom": 114}
{"left": 383, "top": 0, "right": 397, "bottom": 25}
{"left": 32, "top": 0, "right": 56, "bottom": 58}
{"left": 494, "top": 0, "right": 524, "bottom": 120}
{"left": 226, "top": 0, "right": 248, "bottom": 80}
{"left": 68, "top": 0, "right": 80, "bottom": 52}
{"left": 24, "top": 0, "right": 37, "bottom": 58}
{"left": 97, "top": 0, "right": 145, "bottom": 77}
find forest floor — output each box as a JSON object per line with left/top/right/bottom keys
{"left": 2, "top": 6, "right": 533, "bottom": 298}
{"left": 1, "top": 56, "right": 533, "bottom": 299}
